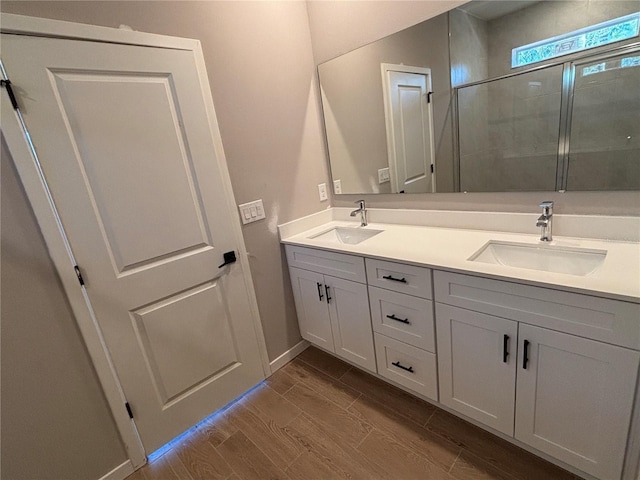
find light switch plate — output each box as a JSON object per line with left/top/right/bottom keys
{"left": 333, "top": 179, "right": 342, "bottom": 194}
{"left": 378, "top": 167, "right": 390, "bottom": 184}
{"left": 318, "top": 183, "right": 328, "bottom": 201}
{"left": 238, "top": 199, "right": 266, "bottom": 225}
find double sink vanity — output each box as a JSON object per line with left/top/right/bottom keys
{"left": 278, "top": 206, "right": 640, "bottom": 480}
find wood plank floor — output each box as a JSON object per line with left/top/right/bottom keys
{"left": 127, "top": 347, "right": 583, "bottom": 480}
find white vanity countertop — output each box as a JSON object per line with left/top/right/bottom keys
{"left": 279, "top": 212, "right": 640, "bottom": 303}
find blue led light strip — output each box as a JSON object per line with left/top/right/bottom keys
{"left": 512, "top": 12, "right": 640, "bottom": 68}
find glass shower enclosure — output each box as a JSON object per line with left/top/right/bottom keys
{"left": 454, "top": 44, "right": 640, "bottom": 192}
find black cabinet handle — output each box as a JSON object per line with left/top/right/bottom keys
{"left": 503, "top": 334, "right": 510, "bottom": 363}
{"left": 392, "top": 361, "right": 414, "bottom": 373}
{"left": 316, "top": 282, "right": 324, "bottom": 302}
{"left": 523, "top": 340, "right": 530, "bottom": 369}
{"left": 383, "top": 275, "right": 407, "bottom": 283}
{"left": 386, "top": 314, "right": 410, "bottom": 325}
{"left": 325, "top": 285, "right": 332, "bottom": 304}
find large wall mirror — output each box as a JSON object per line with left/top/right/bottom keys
{"left": 318, "top": 0, "right": 640, "bottom": 194}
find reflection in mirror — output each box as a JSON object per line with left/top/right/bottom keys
{"left": 319, "top": 0, "right": 640, "bottom": 195}
{"left": 457, "top": 65, "right": 563, "bottom": 192}
{"left": 319, "top": 13, "right": 451, "bottom": 194}
{"left": 567, "top": 50, "right": 640, "bottom": 190}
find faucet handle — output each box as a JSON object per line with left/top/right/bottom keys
{"left": 539, "top": 201, "right": 554, "bottom": 208}
{"left": 355, "top": 199, "right": 365, "bottom": 207}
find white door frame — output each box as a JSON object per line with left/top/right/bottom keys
{"left": 0, "top": 13, "right": 272, "bottom": 469}
{"left": 380, "top": 63, "right": 436, "bottom": 193}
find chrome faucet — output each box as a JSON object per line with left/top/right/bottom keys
{"left": 350, "top": 199, "right": 368, "bottom": 227}
{"left": 536, "top": 201, "right": 554, "bottom": 242}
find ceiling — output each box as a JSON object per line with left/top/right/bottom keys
{"left": 457, "top": 0, "right": 541, "bottom": 21}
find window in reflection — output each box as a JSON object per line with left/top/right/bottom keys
{"left": 512, "top": 12, "right": 640, "bottom": 68}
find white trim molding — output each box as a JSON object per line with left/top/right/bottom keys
{"left": 269, "top": 340, "right": 310, "bottom": 372}
{"left": 98, "top": 461, "right": 135, "bottom": 480}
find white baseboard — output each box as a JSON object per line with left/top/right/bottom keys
{"left": 269, "top": 340, "right": 310, "bottom": 372}
{"left": 99, "top": 460, "right": 135, "bottom": 480}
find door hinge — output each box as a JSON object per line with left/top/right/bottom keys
{"left": 0, "top": 79, "right": 19, "bottom": 110}
{"left": 74, "top": 265, "right": 85, "bottom": 286}
{"left": 125, "top": 402, "right": 134, "bottom": 419}
{"left": 426, "top": 91, "right": 433, "bottom": 104}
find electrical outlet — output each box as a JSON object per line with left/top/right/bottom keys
{"left": 333, "top": 179, "right": 342, "bottom": 194}
{"left": 378, "top": 167, "right": 390, "bottom": 184}
{"left": 318, "top": 183, "right": 328, "bottom": 201}
{"left": 238, "top": 199, "right": 266, "bottom": 225}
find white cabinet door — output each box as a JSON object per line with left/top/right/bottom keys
{"left": 515, "top": 324, "right": 640, "bottom": 480}
{"left": 289, "top": 268, "right": 334, "bottom": 351}
{"left": 327, "top": 276, "right": 376, "bottom": 372}
{"left": 436, "top": 304, "right": 518, "bottom": 436}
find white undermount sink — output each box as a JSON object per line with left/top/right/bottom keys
{"left": 469, "top": 241, "right": 607, "bottom": 276}
{"left": 310, "top": 227, "right": 383, "bottom": 245}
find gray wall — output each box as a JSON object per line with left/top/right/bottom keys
{"left": 307, "top": 0, "right": 466, "bottom": 64}
{"left": 1, "top": 137, "right": 127, "bottom": 479}
{"left": 0, "top": 1, "right": 331, "bottom": 364}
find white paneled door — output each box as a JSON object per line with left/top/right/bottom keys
{"left": 1, "top": 33, "right": 265, "bottom": 454}
{"left": 382, "top": 65, "right": 435, "bottom": 194}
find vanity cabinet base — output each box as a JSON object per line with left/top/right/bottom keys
{"left": 285, "top": 245, "right": 640, "bottom": 480}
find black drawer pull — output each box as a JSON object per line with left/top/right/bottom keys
{"left": 317, "top": 282, "right": 324, "bottom": 302}
{"left": 391, "top": 361, "right": 414, "bottom": 373}
{"left": 386, "top": 314, "right": 410, "bottom": 325}
{"left": 325, "top": 285, "right": 332, "bottom": 304}
{"left": 503, "top": 334, "right": 510, "bottom": 363}
{"left": 382, "top": 275, "right": 407, "bottom": 283}
{"left": 523, "top": 340, "right": 530, "bottom": 369}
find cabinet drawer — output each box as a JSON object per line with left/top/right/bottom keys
{"left": 366, "top": 258, "right": 432, "bottom": 299}
{"left": 434, "top": 271, "right": 640, "bottom": 349}
{"left": 374, "top": 333, "right": 438, "bottom": 401}
{"left": 369, "top": 286, "right": 435, "bottom": 352}
{"left": 285, "top": 245, "right": 366, "bottom": 283}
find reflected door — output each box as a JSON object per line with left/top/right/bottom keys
{"left": 382, "top": 66, "right": 435, "bottom": 193}
{"left": 2, "top": 33, "right": 265, "bottom": 453}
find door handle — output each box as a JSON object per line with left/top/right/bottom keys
{"left": 218, "top": 251, "right": 237, "bottom": 268}
{"left": 325, "top": 285, "right": 332, "bottom": 304}
{"left": 503, "top": 334, "right": 510, "bottom": 363}
{"left": 382, "top": 275, "right": 407, "bottom": 283}
{"left": 392, "top": 361, "right": 414, "bottom": 373}
{"left": 522, "top": 340, "right": 530, "bottom": 369}
{"left": 316, "top": 282, "right": 324, "bottom": 302}
{"left": 386, "top": 314, "right": 410, "bottom": 325}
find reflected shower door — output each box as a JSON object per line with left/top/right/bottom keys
{"left": 566, "top": 51, "right": 640, "bottom": 190}
{"left": 457, "top": 66, "right": 563, "bottom": 192}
